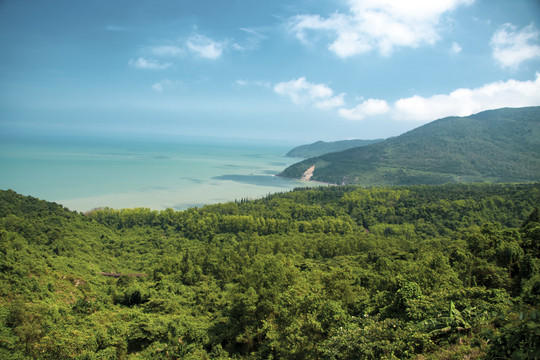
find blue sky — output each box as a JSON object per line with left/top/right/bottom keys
{"left": 1, "top": 0, "right": 539, "bottom": 144}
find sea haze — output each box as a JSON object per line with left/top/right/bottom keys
{"left": 0, "top": 134, "right": 310, "bottom": 211}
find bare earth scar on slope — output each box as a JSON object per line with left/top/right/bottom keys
{"left": 301, "top": 165, "right": 315, "bottom": 181}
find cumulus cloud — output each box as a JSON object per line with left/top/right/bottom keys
{"left": 315, "top": 94, "right": 346, "bottom": 110}
{"left": 288, "top": 0, "right": 474, "bottom": 57}
{"left": 338, "top": 74, "right": 540, "bottom": 122}
{"left": 491, "top": 23, "right": 540, "bottom": 69}
{"left": 339, "top": 99, "right": 390, "bottom": 120}
{"left": 274, "top": 77, "right": 345, "bottom": 109}
{"left": 393, "top": 74, "right": 540, "bottom": 121}
{"left": 128, "top": 57, "right": 171, "bottom": 70}
{"left": 186, "top": 35, "right": 225, "bottom": 59}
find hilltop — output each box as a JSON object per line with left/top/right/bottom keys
{"left": 286, "top": 139, "right": 384, "bottom": 158}
{"left": 280, "top": 107, "right": 540, "bottom": 185}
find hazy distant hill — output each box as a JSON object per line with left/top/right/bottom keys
{"left": 287, "top": 139, "right": 384, "bottom": 158}
{"left": 281, "top": 107, "right": 540, "bottom": 185}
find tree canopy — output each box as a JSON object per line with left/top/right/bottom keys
{"left": 0, "top": 183, "right": 539, "bottom": 359}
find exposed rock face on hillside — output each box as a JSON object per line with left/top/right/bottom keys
{"left": 301, "top": 165, "right": 315, "bottom": 181}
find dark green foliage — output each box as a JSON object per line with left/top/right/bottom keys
{"left": 287, "top": 139, "right": 384, "bottom": 158}
{"left": 281, "top": 107, "right": 540, "bottom": 185}
{"left": 0, "top": 183, "right": 539, "bottom": 359}
{"left": 488, "top": 308, "right": 540, "bottom": 360}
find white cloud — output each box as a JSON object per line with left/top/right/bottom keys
{"left": 316, "top": 93, "right": 346, "bottom": 110}
{"left": 288, "top": 0, "right": 474, "bottom": 57}
{"left": 274, "top": 74, "right": 540, "bottom": 123}
{"left": 274, "top": 77, "right": 345, "bottom": 109}
{"left": 186, "top": 35, "right": 225, "bottom": 59}
{"left": 393, "top": 74, "right": 540, "bottom": 121}
{"left": 491, "top": 23, "right": 540, "bottom": 69}
{"left": 339, "top": 74, "right": 540, "bottom": 122}
{"left": 339, "top": 99, "right": 390, "bottom": 120}
{"left": 129, "top": 57, "right": 171, "bottom": 70}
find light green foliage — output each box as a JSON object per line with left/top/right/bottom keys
{"left": 0, "top": 183, "right": 539, "bottom": 359}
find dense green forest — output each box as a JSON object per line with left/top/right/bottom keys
{"left": 281, "top": 107, "right": 540, "bottom": 185}
{"left": 1, "top": 183, "right": 539, "bottom": 359}
{"left": 286, "top": 139, "right": 384, "bottom": 158}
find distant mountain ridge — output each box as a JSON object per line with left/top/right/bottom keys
{"left": 286, "top": 139, "right": 384, "bottom": 158}
{"left": 280, "top": 107, "right": 540, "bottom": 185}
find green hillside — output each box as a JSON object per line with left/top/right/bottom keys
{"left": 1, "top": 184, "right": 539, "bottom": 359}
{"left": 281, "top": 107, "right": 540, "bottom": 185}
{"left": 287, "top": 139, "right": 384, "bottom": 158}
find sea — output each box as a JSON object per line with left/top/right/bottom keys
{"left": 0, "top": 134, "right": 311, "bottom": 212}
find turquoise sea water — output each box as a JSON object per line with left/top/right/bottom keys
{"left": 0, "top": 135, "right": 310, "bottom": 211}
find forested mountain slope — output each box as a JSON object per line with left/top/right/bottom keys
{"left": 286, "top": 139, "right": 384, "bottom": 158}
{"left": 281, "top": 107, "right": 540, "bottom": 185}
{"left": 1, "top": 183, "right": 539, "bottom": 359}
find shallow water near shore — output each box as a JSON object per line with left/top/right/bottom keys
{"left": 0, "top": 134, "right": 310, "bottom": 212}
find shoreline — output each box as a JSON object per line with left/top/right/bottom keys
{"left": 55, "top": 175, "right": 314, "bottom": 212}
{"left": 2, "top": 139, "right": 306, "bottom": 213}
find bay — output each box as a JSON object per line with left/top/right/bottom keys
{"left": 0, "top": 134, "right": 310, "bottom": 212}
